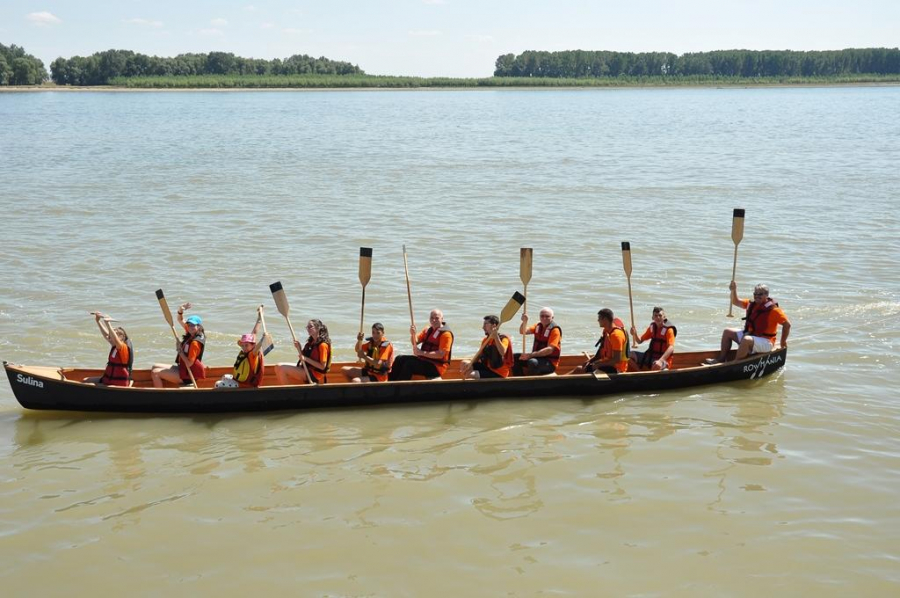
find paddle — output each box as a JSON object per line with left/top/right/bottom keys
{"left": 258, "top": 304, "right": 274, "bottom": 356}
{"left": 155, "top": 289, "right": 198, "bottom": 389}
{"left": 359, "top": 247, "right": 372, "bottom": 335}
{"left": 622, "top": 242, "right": 636, "bottom": 332}
{"left": 89, "top": 312, "right": 118, "bottom": 322}
{"left": 727, "top": 209, "right": 745, "bottom": 318}
{"left": 402, "top": 244, "right": 416, "bottom": 347}
{"left": 520, "top": 247, "right": 533, "bottom": 352}
{"left": 269, "top": 281, "right": 313, "bottom": 383}
{"left": 464, "top": 291, "right": 526, "bottom": 376}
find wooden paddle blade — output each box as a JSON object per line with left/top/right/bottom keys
{"left": 731, "top": 208, "right": 745, "bottom": 244}
{"left": 359, "top": 247, "right": 373, "bottom": 286}
{"left": 269, "top": 281, "right": 290, "bottom": 318}
{"left": 500, "top": 291, "right": 527, "bottom": 324}
{"left": 155, "top": 289, "right": 175, "bottom": 327}
{"left": 260, "top": 333, "right": 275, "bottom": 356}
{"left": 621, "top": 242, "right": 633, "bottom": 277}
{"left": 519, "top": 248, "right": 533, "bottom": 285}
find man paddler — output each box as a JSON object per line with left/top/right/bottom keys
{"left": 388, "top": 309, "right": 454, "bottom": 380}
{"left": 513, "top": 306, "right": 562, "bottom": 376}
{"left": 704, "top": 282, "right": 790, "bottom": 364}
{"left": 461, "top": 315, "right": 514, "bottom": 379}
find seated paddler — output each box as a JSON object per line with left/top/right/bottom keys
{"left": 83, "top": 311, "right": 133, "bottom": 387}
{"left": 217, "top": 306, "right": 269, "bottom": 388}
{"left": 151, "top": 302, "right": 207, "bottom": 388}
{"left": 389, "top": 309, "right": 454, "bottom": 381}
{"left": 512, "top": 307, "right": 562, "bottom": 376}
{"left": 274, "top": 318, "right": 332, "bottom": 385}
{"left": 461, "top": 314, "right": 514, "bottom": 379}
{"left": 342, "top": 322, "right": 394, "bottom": 383}
{"left": 566, "top": 308, "right": 629, "bottom": 375}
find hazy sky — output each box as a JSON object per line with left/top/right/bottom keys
{"left": 3, "top": 1, "right": 898, "bottom": 77}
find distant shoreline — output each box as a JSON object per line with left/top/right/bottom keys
{"left": 4, "top": 81, "right": 900, "bottom": 92}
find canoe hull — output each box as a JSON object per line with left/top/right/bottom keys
{"left": 4, "top": 349, "right": 787, "bottom": 414}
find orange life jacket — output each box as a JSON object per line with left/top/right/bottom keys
{"left": 531, "top": 321, "right": 562, "bottom": 366}
{"left": 419, "top": 327, "right": 454, "bottom": 365}
{"left": 363, "top": 338, "right": 394, "bottom": 382}
{"left": 299, "top": 339, "right": 331, "bottom": 384}
{"left": 595, "top": 318, "right": 630, "bottom": 372}
{"left": 477, "top": 334, "right": 514, "bottom": 378}
{"left": 234, "top": 350, "right": 264, "bottom": 388}
{"left": 100, "top": 340, "right": 133, "bottom": 386}
{"left": 178, "top": 334, "right": 206, "bottom": 381}
{"left": 743, "top": 299, "right": 780, "bottom": 343}
{"left": 639, "top": 321, "right": 677, "bottom": 368}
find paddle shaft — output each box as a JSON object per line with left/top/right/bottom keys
{"left": 155, "top": 290, "right": 198, "bottom": 389}
{"left": 520, "top": 248, "right": 533, "bottom": 353}
{"left": 402, "top": 245, "right": 415, "bottom": 347}
{"left": 622, "top": 242, "right": 636, "bottom": 332}
{"left": 258, "top": 305, "right": 274, "bottom": 356}
{"left": 359, "top": 247, "right": 372, "bottom": 335}
{"left": 269, "top": 282, "right": 314, "bottom": 383}
{"left": 727, "top": 209, "right": 745, "bottom": 318}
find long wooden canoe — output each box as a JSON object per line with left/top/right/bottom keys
{"left": 3, "top": 349, "right": 786, "bottom": 414}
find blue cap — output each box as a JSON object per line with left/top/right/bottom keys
{"left": 186, "top": 315, "right": 202, "bottom": 326}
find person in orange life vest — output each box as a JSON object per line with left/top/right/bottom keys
{"left": 705, "top": 282, "right": 791, "bottom": 365}
{"left": 151, "top": 303, "right": 206, "bottom": 388}
{"left": 388, "top": 309, "right": 454, "bottom": 381}
{"left": 629, "top": 307, "right": 676, "bottom": 371}
{"left": 341, "top": 322, "right": 394, "bottom": 383}
{"left": 274, "top": 319, "right": 331, "bottom": 385}
{"left": 83, "top": 311, "right": 133, "bottom": 387}
{"left": 217, "top": 306, "right": 270, "bottom": 388}
{"left": 513, "top": 306, "right": 562, "bottom": 376}
{"left": 461, "top": 314, "right": 514, "bottom": 379}
{"left": 566, "top": 308, "right": 629, "bottom": 375}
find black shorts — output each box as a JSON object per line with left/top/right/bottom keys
{"left": 473, "top": 363, "right": 503, "bottom": 379}
{"left": 585, "top": 363, "right": 617, "bottom": 375}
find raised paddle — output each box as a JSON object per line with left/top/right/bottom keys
{"left": 257, "top": 304, "right": 274, "bottom": 356}
{"left": 621, "top": 242, "right": 636, "bottom": 333}
{"left": 89, "top": 312, "right": 119, "bottom": 322}
{"left": 727, "top": 209, "right": 745, "bottom": 318}
{"left": 359, "top": 247, "right": 373, "bottom": 335}
{"left": 269, "top": 281, "right": 313, "bottom": 383}
{"left": 402, "top": 244, "right": 416, "bottom": 346}
{"left": 463, "top": 291, "right": 526, "bottom": 376}
{"left": 520, "top": 247, "right": 533, "bottom": 352}
{"left": 155, "top": 289, "right": 198, "bottom": 389}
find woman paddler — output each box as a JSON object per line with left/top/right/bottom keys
{"left": 274, "top": 318, "right": 332, "bottom": 385}
{"left": 83, "top": 311, "right": 133, "bottom": 386}
{"left": 151, "top": 302, "right": 207, "bottom": 388}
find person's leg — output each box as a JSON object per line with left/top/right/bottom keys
{"left": 528, "top": 357, "right": 556, "bottom": 375}
{"left": 714, "top": 329, "right": 740, "bottom": 362}
{"left": 408, "top": 359, "right": 440, "bottom": 379}
{"left": 735, "top": 336, "right": 756, "bottom": 360}
{"left": 275, "top": 363, "right": 308, "bottom": 385}
{"left": 342, "top": 366, "right": 363, "bottom": 381}
{"left": 152, "top": 364, "right": 182, "bottom": 388}
{"left": 389, "top": 355, "right": 414, "bottom": 381}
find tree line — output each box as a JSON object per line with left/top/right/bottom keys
{"left": 494, "top": 48, "right": 900, "bottom": 78}
{"left": 0, "top": 43, "right": 49, "bottom": 85}
{"left": 50, "top": 49, "right": 364, "bottom": 85}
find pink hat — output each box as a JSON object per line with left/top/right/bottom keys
{"left": 239, "top": 333, "right": 256, "bottom": 344}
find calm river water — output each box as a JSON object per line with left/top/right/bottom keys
{"left": 1, "top": 87, "right": 898, "bottom": 595}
